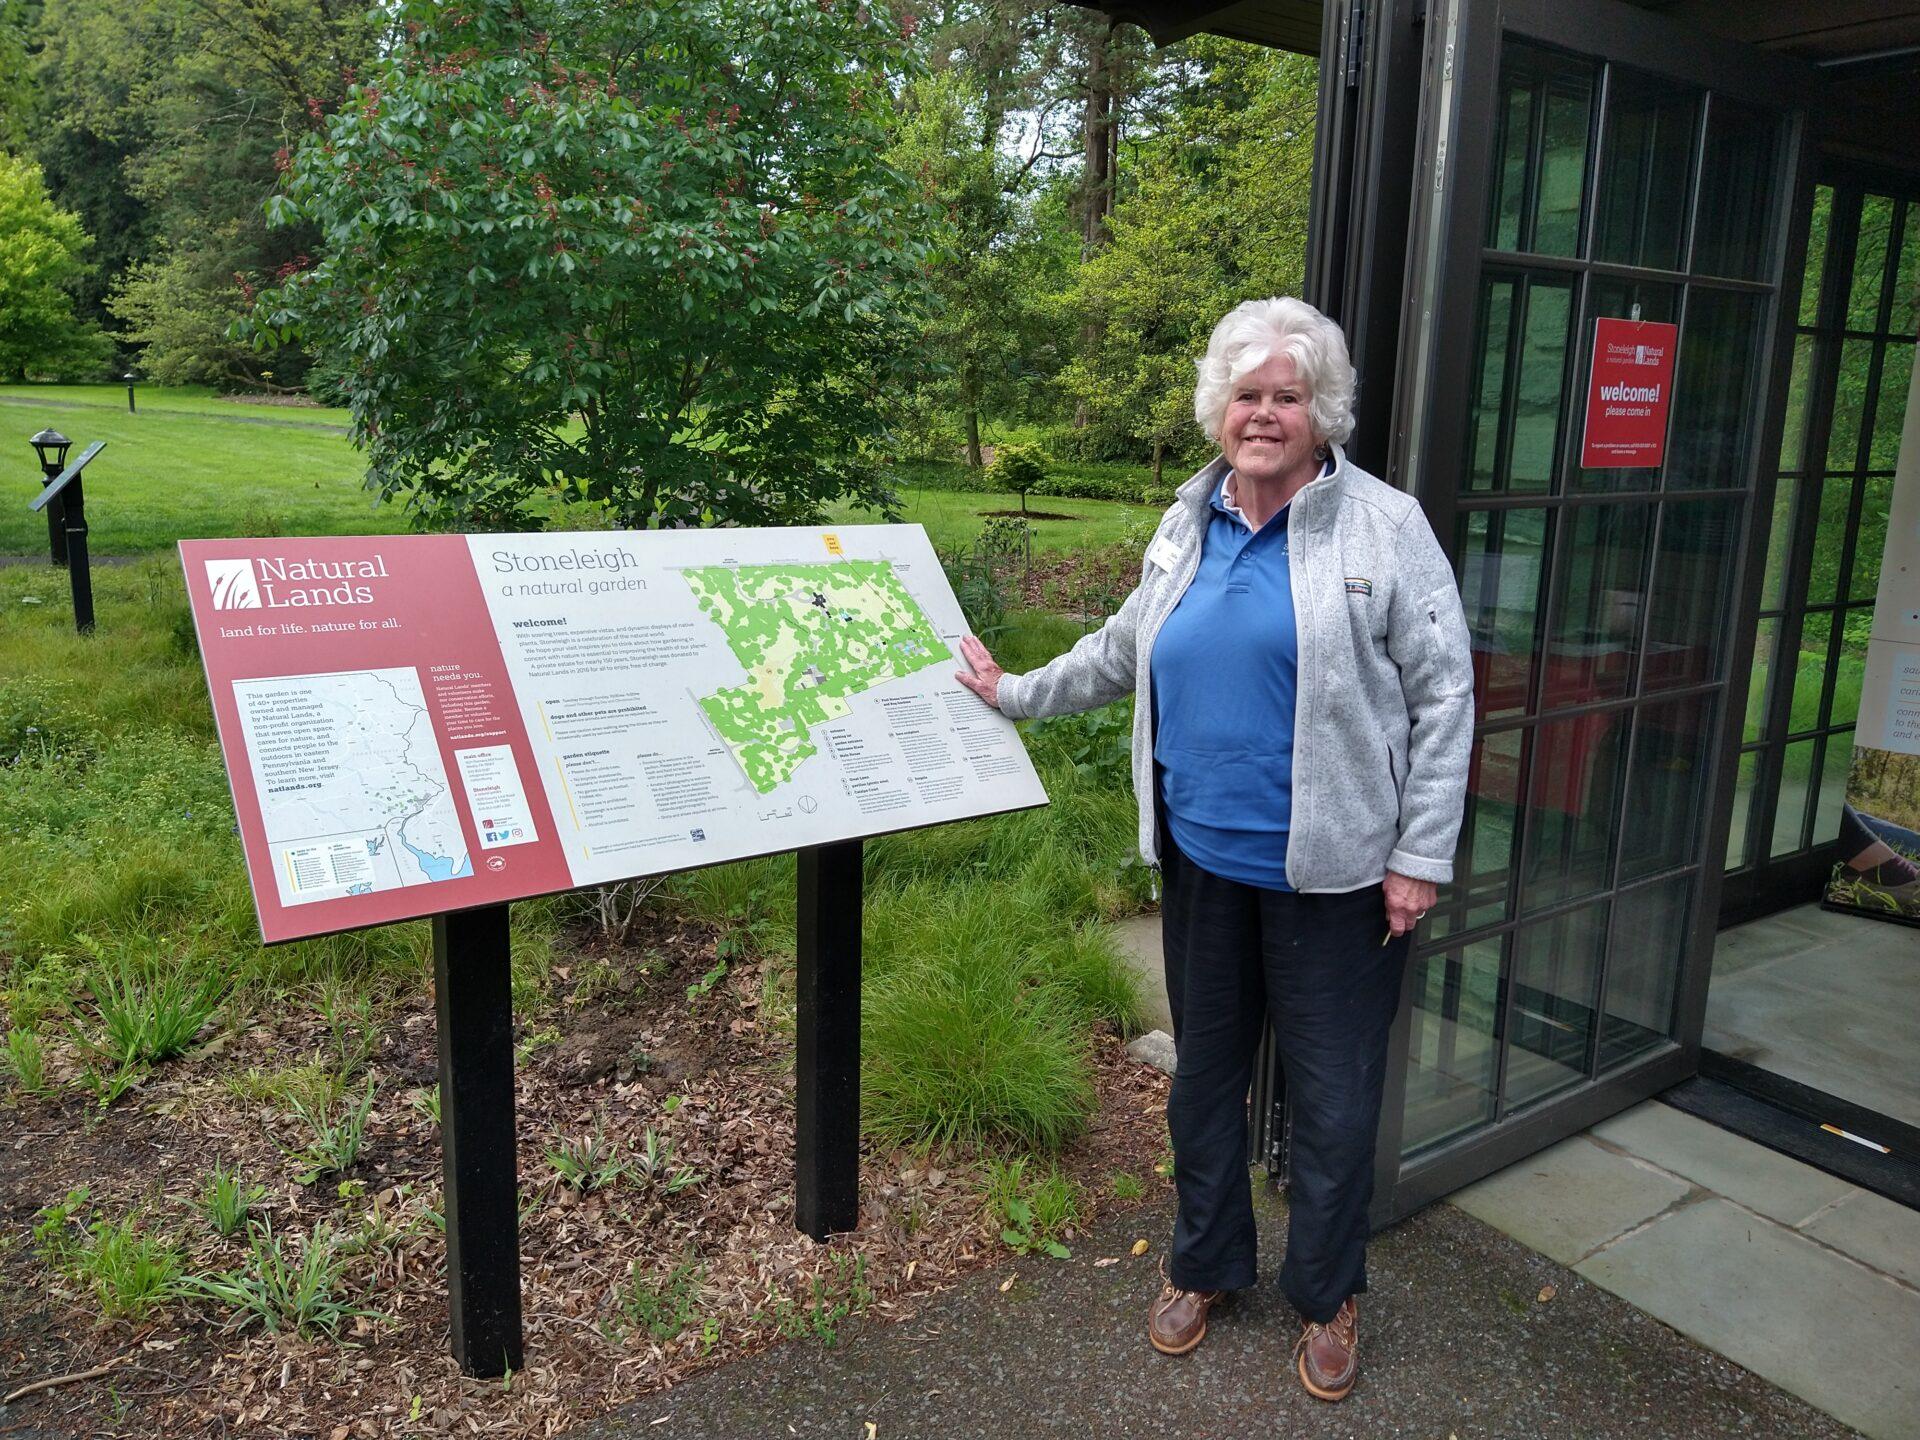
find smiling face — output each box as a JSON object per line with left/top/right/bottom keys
{"left": 1220, "top": 353, "right": 1323, "bottom": 490}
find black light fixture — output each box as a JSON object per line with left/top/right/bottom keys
{"left": 123, "top": 372, "right": 138, "bottom": 414}
{"left": 29, "top": 427, "right": 72, "bottom": 477}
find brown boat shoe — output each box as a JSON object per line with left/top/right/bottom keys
{"left": 1148, "top": 1264, "right": 1222, "bottom": 1356}
{"left": 1293, "top": 1296, "right": 1358, "bottom": 1401}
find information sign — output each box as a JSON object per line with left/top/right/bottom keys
{"left": 1579, "top": 317, "right": 1678, "bottom": 469}
{"left": 181, "top": 526, "right": 1047, "bottom": 943}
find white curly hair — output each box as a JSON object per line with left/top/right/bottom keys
{"left": 1192, "top": 297, "right": 1356, "bottom": 447}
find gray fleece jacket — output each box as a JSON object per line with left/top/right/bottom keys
{"left": 998, "top": 447, "right": 1475, "bottom": 892}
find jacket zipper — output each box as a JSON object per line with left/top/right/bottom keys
{"left": 1138, "top": 494, "right": 1209, "bottom": 871}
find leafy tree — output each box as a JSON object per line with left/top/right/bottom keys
{"left": 986, "top": 442, "right": 1045, "bottom": 515}
{"left": 1058, "top": 41, "right": 1316, "bottom": 478}
{"left": 889, "top": 68, "right": 1065, "bottom": 467}
{"left": 30, "top": 0, "right": 376, "bottom": 382}
{"left": 0, "top": 150, "right": 110, "bottom": 378}
{"left": 252, "top": 0, "right": 936, "bottom": 532}
{"left": 0, "top": 0, "right": 35, "bottom": 151}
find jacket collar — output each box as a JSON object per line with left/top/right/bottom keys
{"left": 1175, "top": 444, "right": 1349, "bottom": 533}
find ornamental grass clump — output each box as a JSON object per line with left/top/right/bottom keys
{"left": 187, "top": 1219, "right": 379, "bottom": 1339}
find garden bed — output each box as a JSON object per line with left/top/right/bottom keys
{"left": 0, "top": 899, "right": 1172, "bottom": 1437}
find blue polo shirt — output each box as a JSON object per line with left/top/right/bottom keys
{"left": 1150, "top": 472, "right": 1300, "bottom": 890}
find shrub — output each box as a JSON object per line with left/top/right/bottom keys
{"left": 986, "top": 444, "right": 1047, "bottom": 515}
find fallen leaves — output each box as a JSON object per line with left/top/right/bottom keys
{"left": 1130, "top": 1239, "right": 1150, "bottom": 1257}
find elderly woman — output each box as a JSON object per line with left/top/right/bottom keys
{"left": 955, "top": 297, "right": 1473, "bottom": 1402}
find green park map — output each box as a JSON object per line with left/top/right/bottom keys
{"left": 684, "top": 560, "right": 953, "bottom": 794}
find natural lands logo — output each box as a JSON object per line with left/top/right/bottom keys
{"left": 205, "top": 555, "right": 389, "bottom": 610}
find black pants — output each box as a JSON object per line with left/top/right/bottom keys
{"left": 1159, "top": 831, "right": 1410, "bottom": 1323}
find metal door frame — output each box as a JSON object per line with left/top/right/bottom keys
{"left": 1718, "top": 159, "right": 1920, "bottom": 927}
{"left": 1367, "top": 0, "right": 1815, "bottom": 1225}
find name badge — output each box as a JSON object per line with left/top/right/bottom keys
{"left": 1147, "top": 535, "right": 1181, "bottom": 573}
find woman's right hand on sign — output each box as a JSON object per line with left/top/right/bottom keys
{"left": 955, "top": 635, "right": 1005, "bottom": 709}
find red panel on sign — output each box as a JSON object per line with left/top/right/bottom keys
{"left": 1579, "top": 317, "right": 1678, "bottom": 469}
{"left": 182, "top": 535, "right": 576, "bottom": 943}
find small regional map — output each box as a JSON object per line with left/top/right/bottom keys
{"left": 231, "top": 667, "right": 473, "bottom": 904}
{"left": 685, "top": 560, "right": 953, "bottom": 793}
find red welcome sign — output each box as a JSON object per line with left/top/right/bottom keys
{"left": 1580, "top": 317, "right": 1678, "bottom": 469}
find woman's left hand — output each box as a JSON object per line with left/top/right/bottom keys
{"left": 1383, "top": 871, "right": 1437, "bottom": 938}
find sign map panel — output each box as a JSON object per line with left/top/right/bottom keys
{"left": 181, "top": 526, "right": 1046, "bottom": 943}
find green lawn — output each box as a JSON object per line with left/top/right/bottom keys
{"left": 829, "top": 486, "right": 1149, "bottom": 555}
{"left": 0, "top": 398, "right": 386, "bottom": 557}
{"left": 0, "top": 383, "right": 1150, "bottom": 559}
{"left": 1, "top": 381, "right": 351, "bottom": 427}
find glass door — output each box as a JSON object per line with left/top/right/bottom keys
{"left": 1719, "top": 171, "right": 1920, "bottom": 924}
{"left": 1368, "top": 0, "right": 1812, "bottom": 1223}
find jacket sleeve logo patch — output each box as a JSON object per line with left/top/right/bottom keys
{"left": 1344, "top": 577, "right": 1373, "bottom": 596}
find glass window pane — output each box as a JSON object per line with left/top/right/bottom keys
{"left": 1848, "top": 193, "right": 1895, "bottom": 332}
{"left": 1456, "top": 508, "right": 1550, "bottom": 722}
{"left": 1667, "top": 289, "right": 1763, "bottom": 489}
{"left": 1853, "top": 477, "right": 1893, "bottom": 602}
{"left": 1622, "top": 693, "right": 1718, "bottom": 881}
{"left": 1593, "top": 69, "right": 1697, "bottom": 272}
{"left": 1489, "top": 84, "right": 1532, "bottom": 253}
{"left": 1808, "top": 477, "right": 1853, "bottom": 606}
{"left": 1772, "top": 737, "right": 1816, "bottom": 856}
{"left": 1468, "top": 279, "right": 1516, "bottom": 490}
{"left": 1512, "top": 281, "right": 1573, "bottom": 489}
{"left": 1522, "top": 711, "right": 1628, "bottom": 912}
{"left": 1692, "top": 99, "right": 1780, "bottom": 281}
{"left": 1778, "top": 335, "right": 1815, "bottom": 473}
{"left": 1832, "top": 608, "right": 1870, "bottom": 728}
{"left": 1827, "top": 338, "right": 1874, "bottom": 472}
{"left": 1466, "top": 276, "right": 1572, "bottom": 495}
{"left": 1892, "top": 200, "right": 1918, "bottom": 336}
{"left": 1574, "top": 279, "right": 1681, "bottom": 493}
{"left": 1601, "top": 875, "right": 1692, "bottom": 1069}
{"left": 1869, "top": 341, "right": 1913, "bottom": 470}
{"left": 1813, "top": 729, "right": 1855, "bottom": 845}
{"left": 1800, "top": 186, "right": 1833, "bottom": 329}
{"left": 1726, "top": 748, "right": 1760, "bottom": 870}
{"left": 1433, "top": 728, "right": 1527, "bottom": 940}
{"left": 1743, "top": 617, "right": 1778, "bottom": 743}
{"left": 1760, "top": 477, "right": 1797, "bottom": 612}
{"left": 1402, "top": 936, "right": 1506, "bottom": 1155}
{"left": 1542, "top": 503, "right": 1652, "bottom": 710}
{"left": 1486, "top": 45, "right": 1594, "bottom": 257}
{"left": 1791, "top": 609, "right": 1833, "bottom": 732}
{"left": 1506, "top": 900, "right": 1608, "bottom": 1108}
{"left": 1643, "top": 498, "right": 1741, "bottom": 692}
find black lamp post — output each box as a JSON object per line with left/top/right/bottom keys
{"left": 30, "top": 427, "right": 72, "bottom": 565}
{"left": 124, "top": 372, "right": 137, "bottom": 414}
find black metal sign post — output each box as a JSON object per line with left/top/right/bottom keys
{"left": 432, "top": 902, "right": 524, "bottom": 1378}
{"left": 29, "top": 441, "right": 106, "bottom": 635}
{"left": 795, "top": 839, "right": 863, "bottom": 1238}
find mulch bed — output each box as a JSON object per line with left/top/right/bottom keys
{"left": 973, "top": 508, "right": 1081, "bottom": 522}
{"left": 0, "top": 906, "right": 1172, "bottom": 1437}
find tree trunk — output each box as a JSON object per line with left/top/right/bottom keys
{"left": 1080, "top": 23, "right": 1117, "bottom": 257}
{"left": 965, "top": 408, "right": 983, "bottom": 469}
{"left": 1152, "top": 437, "right": 1164, "bottom": 488}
